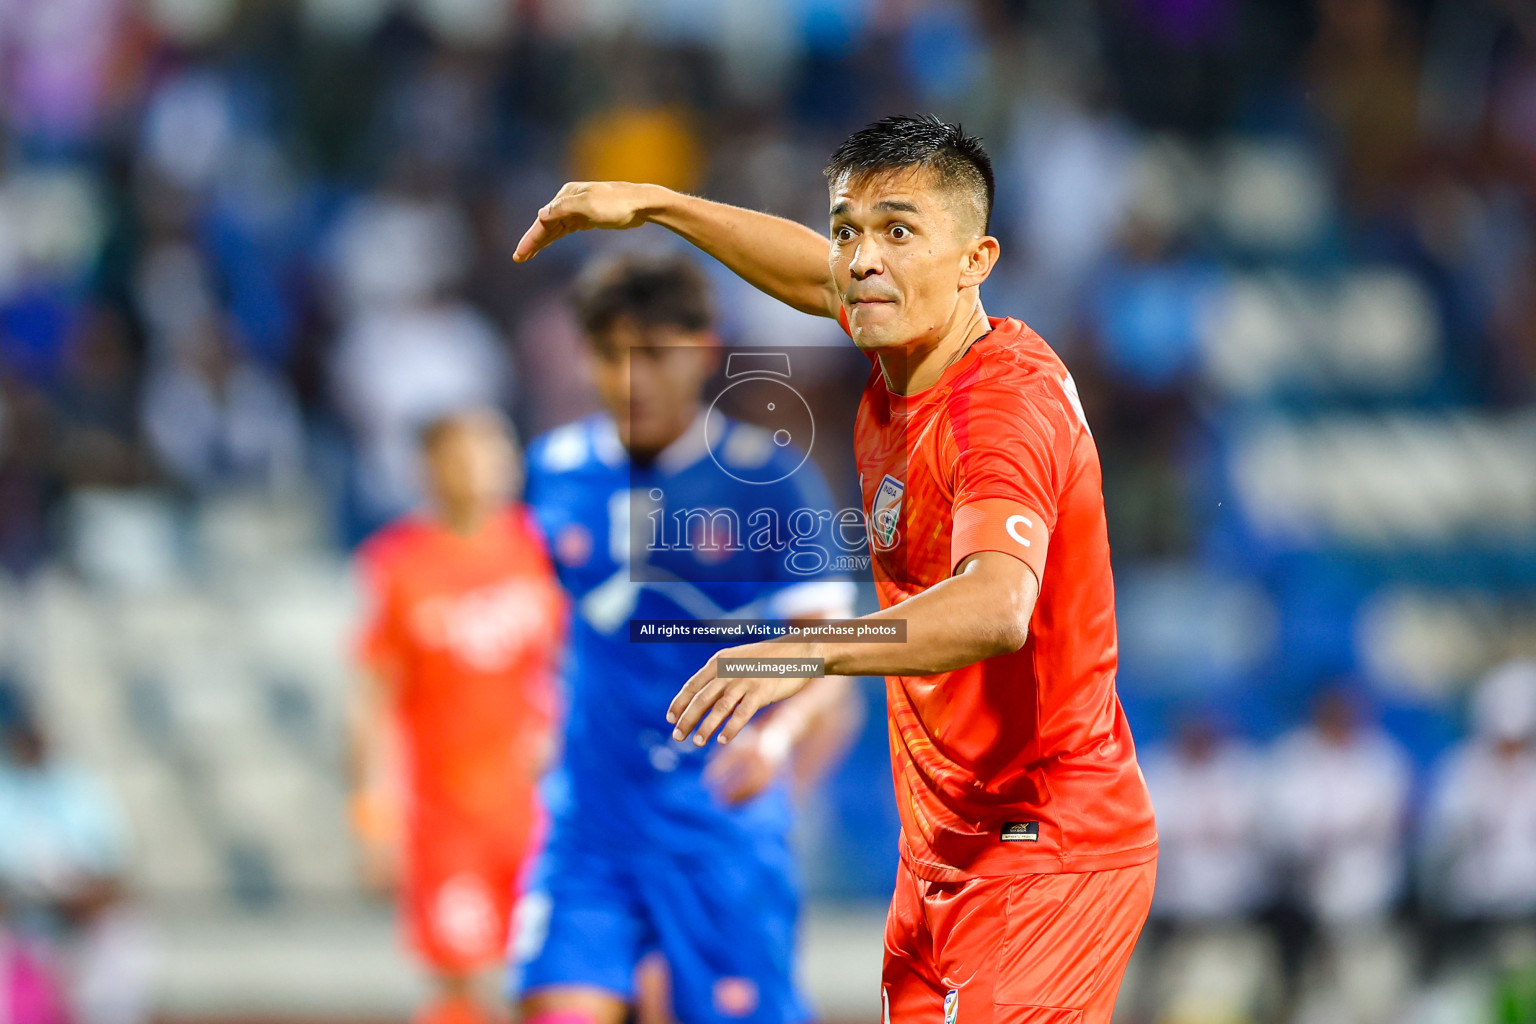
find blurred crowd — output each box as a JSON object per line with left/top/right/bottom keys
{"left": 1135, "top": 660, "right": 1536, "bottom": 1022}
{"left": 0, "top": 0, "right": 1531, "bottom": 1022}
{"left": 0, "top": 0, "right": 1525, "bottom": 559}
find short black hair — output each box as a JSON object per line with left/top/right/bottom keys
{"left": 824, "top": 115, "right": 995, "bottom": 233}
{"left": 572, "top": 251, "right": 714, "bottom": 338}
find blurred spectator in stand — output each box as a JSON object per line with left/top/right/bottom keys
{"left": 52, "top": 308, "right": 147, "bottom": 491}
{"left": 507, "top": 298, "right": 600, "bottom": 439}
{"left": 140, "top": 315, "right": 303, "bottom": 495}
{"left": 1266, "top": 686, "right": 1413, "bottom": 1022}
{"left": 1305, "top": 0, "right": 1423, "bottom": 214}
{"left": 1484, "top": 37, "right": 1536, "bottom": 404}
{"left": 1270, "top": 687, "right": 1412, "bottom": 925}
{"left": 0, "top": 707, "right": 149, "bottom": 1024}
{"left": 569, "top": 103, "right": 704, "bottom": 195}
{"left": 1079, "top": 166, "right": 1206, "bottom": 560}
{"left": 1145, "top": 717, "right": 1271, "bottom": 922}
{"left": 1003, "top": 76, "right": 1136, "bottom": 346}
{"left": 1421, "top": 660, "right": 1536, "bottom": 977}
{"left": 0, "top": 377, "right": 55, "bottom": 576}
{"left": 1134, "top": 717, "right": 1273, "bottom": 1021}
{"left": 1100, "top": 0, "right": 1245, "bottom": 136}
{"left": 0, "top": 0, "right": 131, "bottom": 147}
{"left": 326, "top": 188, "right": 512, "bottom": 537}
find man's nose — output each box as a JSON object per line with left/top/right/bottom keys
{"left": 849, "top": 240, "right": 882, "bottom": 279}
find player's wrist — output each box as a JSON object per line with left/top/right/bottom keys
{"left": 810, "top": 640, "right": 847, "bottom": 677}
{"left": 636, "top": 183, "right": 683, "bottom": 224}
{"left": 350, "top": 787, "right": 397, "bottom": 844}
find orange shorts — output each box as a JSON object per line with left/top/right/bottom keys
{"left": 404, "top": 819, "right": 541, "bottom": 972}
{"left": 882, "top": 858, "right": 1155, "bottom": 1024}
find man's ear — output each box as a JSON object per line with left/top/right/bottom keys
{"left": 959, "top": 235, "right": 1001, "bottom": 290}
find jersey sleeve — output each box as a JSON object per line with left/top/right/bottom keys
{"left": 944, "top": 379, "right": 1063, "bottom": 582}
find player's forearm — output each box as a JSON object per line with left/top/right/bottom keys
{"left": 812, "top": 556, "right": 1037, "bottom": 677}
{"left": 644, "top": 188, "right": 840, "bottom": 318}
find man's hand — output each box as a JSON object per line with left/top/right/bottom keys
{"left": 703, "top": 724, "right": 792, "bottom": 805}
{"left": 511, "top": 181, "right": 839, "bottom": 317}
{"left": 513, "top": 181, "right": 666, "bottom": 262}
{"left": 667, "top": 642, "right": 816, "bottom": 747}
{"left": 350, "top": 788, "right": 400, "bottom": 897}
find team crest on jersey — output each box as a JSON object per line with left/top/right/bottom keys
{"left": 871, "top": 474, "right": 904, "bottom": 549}
{"left": 944, "top": 988, "right": 959, "bottom": 1024}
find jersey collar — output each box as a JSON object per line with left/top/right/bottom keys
{"left": 886, "top": 317, "right": 1022, "bottom": 403}
{"left": 654, "top": 409, "right": 710, "bottom": 475}
{"left": 590, "top": 416, "right": 626, "bottom": 467}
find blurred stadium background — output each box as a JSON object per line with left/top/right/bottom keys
{"left": 0, "top": 0, "right": 1535, "bottom": 1022}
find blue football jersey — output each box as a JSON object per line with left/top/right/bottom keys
{"left": 525, "top": 413, "right": 854, "bottom": 850}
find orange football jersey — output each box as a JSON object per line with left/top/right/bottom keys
{"left": 850, "top": 314, "right": 1157, "bottom": 881}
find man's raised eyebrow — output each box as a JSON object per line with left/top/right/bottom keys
{"left": 830, "top": 198, "right": 922, "bottom": 219}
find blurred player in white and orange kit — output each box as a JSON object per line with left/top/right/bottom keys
{"left": 350, "top": 409, "right": 565, "bottom": 1024}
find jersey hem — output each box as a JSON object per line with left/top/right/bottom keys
{"left": 897, "top": 835, "right": 1159, "bottom": 882}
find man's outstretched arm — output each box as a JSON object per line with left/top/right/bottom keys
{"left": 513, "top": 182, "right": 840, "bottom": 319}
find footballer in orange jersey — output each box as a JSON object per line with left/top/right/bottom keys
{"left": 351, "top": 409, "right": 565, "bottom": 1024}
{"left": 514, "top": 114, "right": 1157, "bottom": 1024}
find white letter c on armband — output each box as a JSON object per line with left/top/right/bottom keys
{"left": 1005, "top": 514, "right": 1033, "bottom": 547}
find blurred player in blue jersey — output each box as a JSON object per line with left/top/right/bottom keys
{"left": 509, "top": 252, "right": 861, "bottom": 1024}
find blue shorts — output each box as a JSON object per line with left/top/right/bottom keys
{"left": 507, "top": 830, "right": 809, "bottom": 1024}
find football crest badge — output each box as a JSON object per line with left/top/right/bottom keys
{"left": 871, "top": 474, "right": 904, "bottom": 549}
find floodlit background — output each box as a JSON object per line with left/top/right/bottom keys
{"left": 0, "top": 0, "right": 1534, "bottom": 1022}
